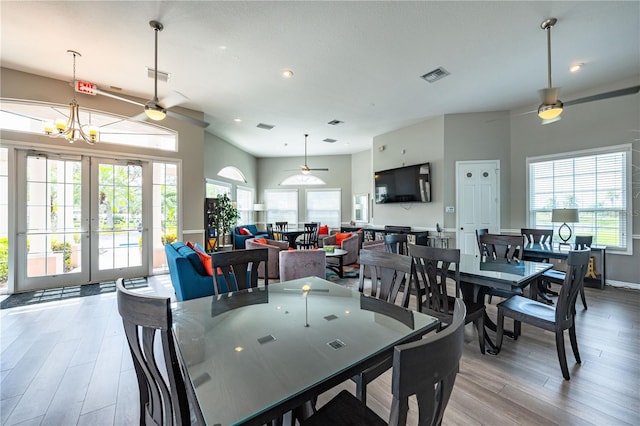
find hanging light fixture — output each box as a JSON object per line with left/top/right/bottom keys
{"left": 43, "top": 50, "right": 99, "bottom": 144}
{"left": 537, "top": 18, "right": 563, "bottom": 121}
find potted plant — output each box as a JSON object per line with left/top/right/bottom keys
{"left": 213, "top": 194, "right": 240, "bottom": 249}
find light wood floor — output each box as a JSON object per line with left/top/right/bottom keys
{"left": 1, "top": 275, "right": 638, "bottom": 425}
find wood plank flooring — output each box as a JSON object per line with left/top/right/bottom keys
{"left": 1, "top": 275, "right": 638, "bottom": 425}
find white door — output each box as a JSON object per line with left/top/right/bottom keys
{"left": 456, "top": 160, "right": 500, "bottom": 255}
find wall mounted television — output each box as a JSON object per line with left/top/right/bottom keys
{"left": 374, "top": 163, "right": 431, "bottom": 204}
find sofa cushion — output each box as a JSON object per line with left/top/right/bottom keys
{"left": 335, "top": 232, "right": 353, "bottom": 246}
{"left": 193, "top": 247, "right": 213, "bottom": 276}
{"left": 254, "top": 237, "right": 268, "bottom": 244}
{"left": 175, "top": 244, "right": 207, "bottom": 276}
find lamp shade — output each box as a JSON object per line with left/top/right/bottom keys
{"left": 551, "top": 208, "right": 579, "bottom": 223}
{"left": 253, "top": 203, "right": 265, "bottom": 211}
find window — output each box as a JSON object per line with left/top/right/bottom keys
{"left": 306, "top": 189, "right": 341, "bottom": 227}
{"left": 205, "top": 179, "right": 231, "bottom": 198}
{"left": 236, "top": 186, "right": 254, "bottom": 225}
{"left": 218, "top": 166, "right": 246, "bottom": 183}
{"left": 265, "top": 189, "right": 298, "bottom": 226}
{"left": 153, "top": 162, "right": 178, "bottom": 272}
{"left": 280, "top": 174, "right": 326, "bottom": 186}
{"left": 527, "top": 145, "right": 630, "bottom": 253}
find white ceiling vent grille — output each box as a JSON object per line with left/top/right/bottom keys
{"left": 256, "top": 123, "right": 275, "bottom": 130}
{"left": 323, "top": 138, "right": 337, "bottom": 143}
{"left": 147, "top": 67, "right": 170, "bottom": 82}
{"left": 420, "top": 67, "right": 450, "bottom": 83}
{"left": 327, "top": 119, "right": 343, "bottom": 126}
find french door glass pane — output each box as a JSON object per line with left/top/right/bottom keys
{"left": 26, "top": 156, "right": 82, "bottom": 277}
{"left": 153, "top": 162, "right": 178, "bottom": 272}
{"left": 98, "top": 163, "right": 142, "bottom": 270}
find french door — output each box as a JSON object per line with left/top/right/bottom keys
{"left": 16, "top": 150, "right": 149, "bottom": 291}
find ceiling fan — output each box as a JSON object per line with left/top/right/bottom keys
{"left": 74, "top": 20, "right": 209, "bottom": 128}
{"left": 535, "top": 17, "right": 639, "bottom": 125}
{"left": 299, "top": 134, "right": 328, "bottom": 174}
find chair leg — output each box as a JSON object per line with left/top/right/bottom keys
{"left": 580, "top": 286, "right": 588, "bottom": 310}
{"left": 555, "top": 330, "right": 570, "bottom": 380}
{"left": 568, "top": 324, "right": 581, "bottom": 364}
{"left": 474, "top": 316, "right": 485, "bottom": 354}
{"left": 354, "top": 374, "right": 367, "bottom": 405}
{"left": 495, "top": 308, "right": 505, "bottom": 353}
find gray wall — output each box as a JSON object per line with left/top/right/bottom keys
{"left": 256, "top": 154, "right": 352, "bottom": 227}
{"left": 371, "top": 116, "right": 444, "bottom": 229}
{"left": 204, "top": 132, "right": 258, "bottom": 191}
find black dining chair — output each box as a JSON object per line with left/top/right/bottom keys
{"left": 479, "top": 233, "right": 526, "bottom": 305}
{"left": 352, "top": 250, "right": 413, "bottom": 405}
{"left": 211, "top": 248, "right": 268, "bottom": 294}
{"left": 495, "top": 249, "right": 591, "bottom": 380}
{"left": 116, "top": 278, "right": 202, "bottom": 425}
{"left": 384, "top": 233, "right": 407, "bottom": 255}
{"left": 542, "top": 236, "right": 593, "bottom": 309}
{"left": 297, "top": 222, "right": 319, "bottom": 249}
{"left": 266, "top": 223, "right": 274, "bottom": 240}
{"left": 521, "top": 228, "right": 555, "bottom": 301}
{"left": 475, "top": 228, "right": 489, "bottom": 256}
{"left": 274, "top": 221, "right": 288, "bottom": 242}
{"left": 408, "top": 244, "right": 485, "bottom": 354}
{"left": 302, "top": 299, "right": 466, "bottom": 426}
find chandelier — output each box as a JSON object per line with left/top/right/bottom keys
{"left": 44, "top": 50, "right": 99, "bottom": 144}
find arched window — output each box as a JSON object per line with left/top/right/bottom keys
{"left": 280, "top": 174, "right": 326, "bottom": 186}
{"left": 217, "top": 166, "right": 246, "bottom": 183}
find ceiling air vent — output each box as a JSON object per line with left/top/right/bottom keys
{"left": 420, "top": 67, "right": 450, "bottom": 83}
{"left": 327, "top": 119, "right": 343, "bottom": 126}
{"left": 256, "top": 123, "right": 275, "bottom": 130}
{"left": 323, "top": 138, "right": 337, "bottom": 143}
{"left": 147, "top": 67, "right": 170, "bottom": 82}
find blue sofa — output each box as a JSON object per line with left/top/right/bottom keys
{"left": 164, "top": 242, "right": 215, "bottom": 301}
{"left": 233, "top": 224, "right": 268, "bottom": 249}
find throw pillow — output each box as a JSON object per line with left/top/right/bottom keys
{"left": 239, "top": 227, "right": 253, "bottom": 236}
{"left": 193, "top": 247, "right": 213, "bottom": 276}
{"left": 319, "top": 225, "right": 329, "bottom": 235}
{"left": 254, "top": 238, "right": 268, "bottom": 244}
{"left": 335, "top": 232, "right": 352, "bottom": 246}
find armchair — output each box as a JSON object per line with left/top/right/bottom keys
{"left": 245, "top": 237, "right": 289, "bottom": 279}
{"left": 322, "top": 232, "right": 359, "bottom": 266}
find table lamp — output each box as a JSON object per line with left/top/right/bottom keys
{"left": 551, "top": 208, "right": 579, "bottom": 244}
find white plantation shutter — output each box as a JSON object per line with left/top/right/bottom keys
{"left": 528, "top": 146, "right": 630, "bottom": 252}
{"left": 265, "top": 189, "right": 298, "bottom": 226}
{"left": 306, "top": 189, "right": 341, "bottom": 228}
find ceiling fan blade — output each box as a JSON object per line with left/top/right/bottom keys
{"left": 166, "top": 110, "right": 209, "bottom": 128}
{"left": 159, "top": 91, "right": 189, "bottom": 109}
{"left": 308, "top": 168, "right": 329, "bottom": 171}
{"left": 564, "top": 85, "right": 640, "bottom": 107}
{"left": 95, "top": 88, "right": 145, "bottom": 107}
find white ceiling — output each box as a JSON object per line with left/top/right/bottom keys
{"left": 1, "top": 1, "right": 639, "bottom": 158}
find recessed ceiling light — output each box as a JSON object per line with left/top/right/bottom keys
{"left": 282, "top": 69, "right": 294, "bottom": 78}
{"left": 569, "top": 63, "right": 583, "bottom": 73}
{"left": 219, "top": 45, "right": 228, "bottom": 50}
{"left": 233, "top": 118, "right": 242, "bottom": 122}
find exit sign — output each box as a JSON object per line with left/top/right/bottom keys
{"left": 75, "top": 80, "right": 97, "bottom": 96}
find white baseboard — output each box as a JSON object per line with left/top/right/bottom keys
{"left": 606, "top": 280, "right": 640, "bottom": 290}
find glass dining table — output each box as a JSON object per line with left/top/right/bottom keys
{"left": 455, "top": 254, "right": 554, "bottom": 353}
{"left": 172, "top": 276, "right": 439, "bottom": 426}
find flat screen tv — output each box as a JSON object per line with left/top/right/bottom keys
{"left": 374, "top": 163, "right": 431, "bottom": 204}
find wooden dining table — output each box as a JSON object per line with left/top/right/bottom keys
{"left": 171, "top": 276, "right": 439, "bottom": 425}
{"left": 454, "top": 254, "right": 553, "bottom": 354}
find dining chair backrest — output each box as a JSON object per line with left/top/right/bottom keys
{"left": 384, "top": 233, "right": 408, "bottom": 255}
{"left": 574, "top": 235, "right": 592, "bottom": 249}
{"left": 299, "top": 222, "right": 319, "bottom": 249}
{"left": 358, "top": 249, "right": 412, "bottom": 308}
{"left": 479, "top": 234, "right": 523, "bottom": 261}
{"left": 555, "top": 249, "right": 591, "bottom": 327}
{"left": 275, "top": 222, "right": 288, "bottom": 232}
{"left": 212, "top": 248, "right": 268, "bottom": 294}
{"left": 408, "top": 244, "right": 461, "bottom": 312}
{"left": 266, "top": 223, "right": 274, "bottom": 240}
{"left": 521, "top": 228, "right": 553, "bottom": 245}
{"left": 475, "top": 228, "right": 489, "bottom": 255}
{"left": 116, "top": 278, "right": 192, "bottom": 426}
{"left": 389, "top": 298, "right": 466, "bottom": 426}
